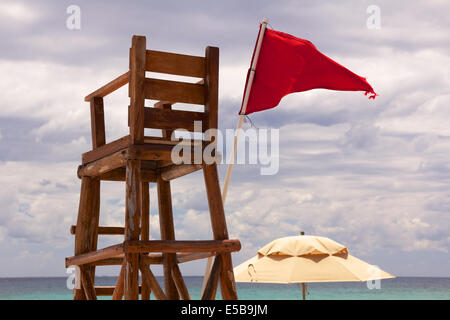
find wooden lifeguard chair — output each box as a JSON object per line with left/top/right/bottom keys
{"left": 65, "top": 35, "right": 240, "bottom": 300}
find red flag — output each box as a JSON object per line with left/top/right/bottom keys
{"left": 240, "top": 28, "right": 376, "bottom": 115}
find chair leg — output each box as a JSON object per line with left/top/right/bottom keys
{"left": 73, "top": 177, "right": 100, "bottom": 300}
{"left": 139, "top": 259, "right": 167, "bottom": 300}
{"left": 141, "top": 181, "right": 151, "bottom": 300}
{"left": 201, "top": 254, "right": 222, "bottom": 300}
{"left": 172, "top": 263, "right": 191, "bottom": 300}
{"left": 157, "top": 175, "right": 179, "bottom": 300}
{"left": 89, "top": 180, "right": 101, "bottom": 293}
{"left": 202, "top": 163, "right": 238, "bottom": 300}
{"left": 112, "top": 263, "right": 125, "bottom": 300}
{"left": 80, "top": 265, "right": 97, "bottom": 300}
{"left": 124, "top": 159, "right": 142, "bottom": 300}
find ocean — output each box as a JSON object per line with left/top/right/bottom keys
{"left": 0, "top": 276, "right": 449, "bottom": 300}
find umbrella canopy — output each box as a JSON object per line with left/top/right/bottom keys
{"left": 234, "top": 235, "right": 395, "bottom": 284}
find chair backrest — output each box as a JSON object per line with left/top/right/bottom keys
{"left": 128, "top": 35, "right": 219, "bottom": 144}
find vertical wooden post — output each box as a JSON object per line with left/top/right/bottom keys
{"left": 73, "top": 177, "right": 100, "bottom": 300}
{"left": 90, "top": 97, "right": 106, "bottom": 149}
{"left": 204, "top": 46, "right": 219, "bottom": 133}
{"left": 141, "top": 181, "right": 151, "bottom": 300}
{"left": 124, "top": 159, "right": 142, "bottom": 300}
{"left": 129, "top": 35, "right": 146, "bottom": 144}
{"left": 157, "top": 175, "right": 179, "bottom": 300}
{"left": 203, "top": 163, "right": 238, "bottom": 300}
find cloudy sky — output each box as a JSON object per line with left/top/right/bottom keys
{"left": 0, "top": 0, "right": 449, "bottom": 280}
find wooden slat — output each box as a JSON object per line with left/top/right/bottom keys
{"left": 82, "top": 135, "right": 130, "bottom": 164}
{"left": 97, "top": 167, "right": 157, "bottom": 183}
{"left": 143, "top": 137, "right": 204, "bottom": 146}
{"left": 81, "top": 137, "right": 201, "bottom": 168}
{"left": 124, "top": 239, "right": 241, "bottom": 254}
{"left": 145, "top": 78, "right": 205, "bottom": 105}
{"left": 90, "top": 97, "right": 106, "bottom": 149}
{"left": 126, "top": 144, "right": 175, "bottom": 161}
{"left": 142, "top": 137, "right": 182, "bottom": 146}
{"left": 71, "top": 225, "right": 124, "bottom": 235}
{"left": 177, "top": 252, "right": 214, "bottom": 264}
{"left": 146, "top": 50, "right": 205, "bottom": 78}
{"left": 160, "top": 164, "right": 203, "bottom": 181}
{"left": 84, "top": 71, "right": 130, "bottom": 102}
{"left": 151, "top": 80, "right": 203, "bottom": 109}
{"left": 141, "top": 252, "right": 212, "bottom": 264}
{"left": 66, "top": 243, "right": 124, "bottom": 267}
{"left": 128, "top": 144, "right": 204, "bottom": 165}
{"left": 140, "top": 254, "right": 164, "bottom": 265}
{"left": 142, "top": 107, "right": 205, "bottom": 132}
{"left": 88, "top": 257, "right": 123, "bottom": 266}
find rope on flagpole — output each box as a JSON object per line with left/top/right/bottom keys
{"left": 200, "top": 18, "right": 269, "bottom": 297}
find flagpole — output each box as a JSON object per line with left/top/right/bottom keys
{"left": 200, "top": 18, "right": 269, "bottom": 297}
{"left": 222, "top": 17, "right": 268, "bottom": 203}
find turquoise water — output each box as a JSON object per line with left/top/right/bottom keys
{"left": 0, "top": 276, "right": 448, "bottom": 300}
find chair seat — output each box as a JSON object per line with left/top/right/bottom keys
{"left": 82, "top": 135, "right": 204, "bottom": 164}
{"left": 78, "top": 135, "right": 206, "bottom": 182}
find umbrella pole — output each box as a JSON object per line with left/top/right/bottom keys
{"left": 302, "top": 283, "right": 306, "bottom": 300}
{"left": 300, "top": 232, "right": 306, "bottom": 299}
{"left": 297, "top": 283, "right": 307, "bottom": 300}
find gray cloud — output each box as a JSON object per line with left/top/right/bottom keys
{"left": 0, "top": 0, "right": 449, "bottom": 277}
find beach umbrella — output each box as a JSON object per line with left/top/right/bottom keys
{"left": 233, "top": 235, "right": 395, "bottom": 299}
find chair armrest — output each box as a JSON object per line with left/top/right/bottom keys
{"left": 85, "top": 71, "right": 130, "bottom": 102}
